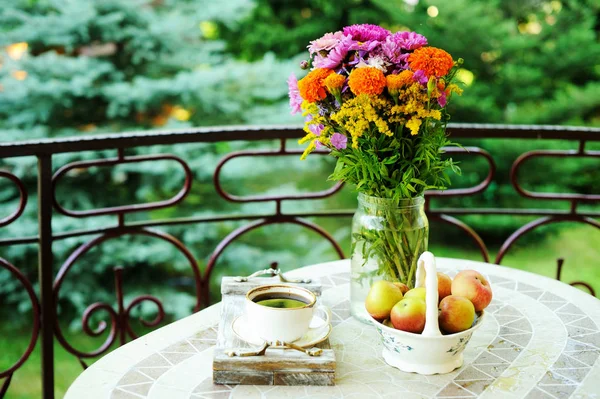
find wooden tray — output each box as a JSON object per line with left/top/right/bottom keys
{"left": 212, "top": 276, "right": 336, "bottom": 386}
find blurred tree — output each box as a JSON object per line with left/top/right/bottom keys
{"left": 0, "top": 0, "right": 300, "bottom": 326}
{"left": 219, "top": 0, "right": 389, "bottom": 60}
{"left": 0, "top": 0, "right": 294, "bottom": 134}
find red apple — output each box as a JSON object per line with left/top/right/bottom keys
{"left": 438, "top": 295, "right": 475, "bottom": 333}
{"left": 451, "top": 270, "right": 493, "bottom": 311}
{"left": 390, "top": 297, "right": 426, "bottom": 334}
{"left": 365, "top": 280, "right": 404, "bottom": 321}
{"left": 437, "top": 272, "right": 452, "bottom": 301}
{"left": 393, "top": 282, "right": 410, "bottom": 295}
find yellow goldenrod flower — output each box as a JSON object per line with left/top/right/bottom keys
{"left": 406, "top": 117, "right": 422, "bottom": 136}
{"left": 330, "top": 95, "right": 393, "bottom": 143}
{"left": 298, "top": 133, "right": 316, "bottom": 145}
{"left": 300, "top": 141, "right": 316, "bottom": 160}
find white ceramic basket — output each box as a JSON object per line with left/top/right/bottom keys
{"left": 369, "top": 251, "right": 485, "bottom": 375}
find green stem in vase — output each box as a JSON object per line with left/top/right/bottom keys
{"left": 351, "top": 194, "right": 428, "bottom": 291}
{"left": 385, "top": 228, "right": 407, "bottom": 281}
{"left": 406, "top": 229, "right": 425, "bottom": 287}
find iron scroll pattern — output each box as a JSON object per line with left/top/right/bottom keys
{"left": 50, "top": 151, "right": 204, "bottom": 369}
{"left": 0, "top": 124, "right": 598, "bottom": 398}
{"left": 0, "top": 171, "right": 38, "bottom": 397}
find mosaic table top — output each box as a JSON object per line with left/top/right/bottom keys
{"left": 65, "top": 258, "right": 600, "bottom": 399}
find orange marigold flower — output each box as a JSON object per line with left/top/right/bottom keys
{"left": 386, "top": 70, "right": 414, "bottom": 90}
{"left": 408, "top": 47, "right": 454, "bottom": 78}
{"left": 298, "top": 68, "right": 334, "bottom": 103}
{"left": 348, "top": 66, "right": 387, "bottom": 96}
{"left": 324, "top": 73, "right": 346, "bottom": 93}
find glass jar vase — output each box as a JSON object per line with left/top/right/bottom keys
{"left": 350, "top": 193, "right": 429, "bottom": 323}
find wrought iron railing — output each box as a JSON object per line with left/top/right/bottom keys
{"left": 0, "top": 124, "right": 598, "bottom": 398}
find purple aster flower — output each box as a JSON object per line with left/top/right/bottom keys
{"left": 313, "top": 34, "right": 353, "bottom": 69}
{"left": 348, "top": 39, "right": 381, "bottom": 52}
{"left": 287, "top": 73, "right": 303, "bottom": 114}
{"left": 330, "top": 133, "right": 348, "bottom": 150}
{"left": 305, "top": 114, "right": 313, "bottom": 122}
{"left": 317, "top": 104, "right": 330, "bottom": 116}
{"left": 347, "top": 50, "right": 367, "bottom": 67}
{"left": 308, "top": 31, "right": 344, "bottom": 55}
{"left": 343, "top": 24, "right": 390, "bottom": 42}
{"left": 309, "top": 123, "right": 324, "bottom": 136}
{"left": 412, "top": 70, "right": 429, "bottom": 85}
{"left": 437, "top": 91, "right": 447, "bottom": 107}
{"left": 315, "top": 140, "right": 327, "bottom": 150}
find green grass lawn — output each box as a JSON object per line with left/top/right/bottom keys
{"left": 0, "top": 334, "right": 104, "bottom": 399}
{"left": 1, "top": 226, "right": 598, "bottom": 398}
{"left": 431, "top": 224, "right": 600, "bottom": 296}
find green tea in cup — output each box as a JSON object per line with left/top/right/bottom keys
{"left": 254, "top": 295, "right": 308, "bottom": 309}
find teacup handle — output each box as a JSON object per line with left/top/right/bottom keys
{"left": 415, "top": 251, "right": 442, "bottom": 337}
{"left": 310, "top": 305, "right": 331, "bottom": 329}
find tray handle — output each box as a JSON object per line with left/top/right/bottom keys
{"left": 415, "top": 251, "right": 442, "bottom": 337}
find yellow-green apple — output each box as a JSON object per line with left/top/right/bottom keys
{"left": 438, "top": 295, "right": 475, "bottom": 333}
{"left": 365, "top": 280, "right": 404, "bottom": 321}
{"left": 390, "top": 297, "right": 426, "bottom": 334}
{"left": 451, "top": 270, "right": 492, "bottom": 311}
{"left": 393, "top": 282, "right": 410, "bottom": 295}
{"left": 404, "top": 287, "right": 426, "bottom": 301}
{"left": 437, "top": 272, "right": 452, "bottom": 301}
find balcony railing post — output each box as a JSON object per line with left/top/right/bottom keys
{"left": 37, "top": 154, "right": 54, "bottom": 399}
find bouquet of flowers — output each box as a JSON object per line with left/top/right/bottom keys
{"left": 288, "top": 24, "right": 463, "bottom": 297}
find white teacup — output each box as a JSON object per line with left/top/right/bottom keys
{"left": 245, "top": 284, "right": 330, "bottom": 343}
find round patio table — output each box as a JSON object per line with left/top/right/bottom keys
{"left": 65, "top": 258, "right": 600, "bottom": 399}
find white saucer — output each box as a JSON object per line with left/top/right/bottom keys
{"left": 231, "top": 314, "right": 332, "bottom": 348}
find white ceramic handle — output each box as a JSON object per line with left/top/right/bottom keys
{"left": 415, "top": 251, "right": 442, "bottom": 337}
{"left": 310, "top": 305, "right": 331, "bottom": 329}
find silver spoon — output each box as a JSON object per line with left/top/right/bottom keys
{"left": 225, "top": 340, "right": 322, "bottom": 357}
{"left": 234, "top": 268, "right": 311, "bottom": 284}
{"left": 225, "top": 341, "right": 269, "bottom": 357}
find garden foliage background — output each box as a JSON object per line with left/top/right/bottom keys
{"left": 0, "top": 0, "right": 599, "bottom": 397}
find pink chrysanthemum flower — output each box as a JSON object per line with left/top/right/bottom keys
{"left": 309, "top": 123, "right": 324, "bottom": 136}
{"left": 308, "top": 31, "right": 345, "bottom": 55}
{"left": 330, "top": 133, "right": 348, "bottom": 150}
{"left": 392, "top": 31, "right": 428, "bottom": 50}
{"left": 348, "top": 40, "right": 381, "bottom": 52}
{"left": 287, "top": 73, "right": 303, "bottom": 114}
{"left": 313, "top": 35, "right": 353, "bottom": 69}
{"left": 343, "top": 24, "right": 390, "bottom": 42}
{"left": 437, "top": 91, "right": 447, "bottom": 107}
{"left": 412, "top": 70, "right": 429, "bottom": 85}
{"left": 382, "top": 31, "right": 427, "bottom": 65}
